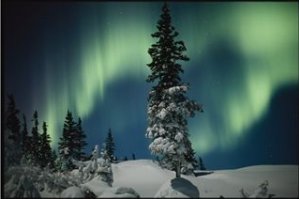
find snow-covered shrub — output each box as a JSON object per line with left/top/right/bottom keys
{"left": 60, "top": 186, "right": 85, "bottom": 198}
{"left": 4, "top": 173, "right": 40, "bottom": 198}
{"left": 97, "top": 146, "right": 113, "bottom": 186}
{"left": 81, "top": 186, "right": 97, "bottom": 198}
{"left": 155, "top": 177, "right": 200, "bottom": 198}
{"left": 240, "top": 180, "right": 274, "bottom": 198}
{"left": 78, "top": 145, "right": 113, "bottom": 185}
{"left": 4, "top": 165, "right": 79, "bottom": 197}
{"left": 57, "top": 147, "right": 75, "bottom": 171}
{"left": 100, "top": 187, "right": 140, "bottom": 198}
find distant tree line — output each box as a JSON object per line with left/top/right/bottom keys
{"left": 3, "top": 94, "right": 88, "bottom": 172}
{"left": 4, "top": 95, "right": 55, "bottom": 169}
{"left": 3, "top": 94, "right": 131, "bottom": 172}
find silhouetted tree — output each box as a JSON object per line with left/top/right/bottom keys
{"left": 145, "top": 3, "right": 203, "bottom": 178}
{"left": 58, "top": 110, "right": 76, "bottom": 170}
{"left": 40, "top": 122, "right": 52, "bottom": 168}
{"left": 198, "top": 156, "right": 206, "bottom": 170}
{"left": 105, "top": 128, "right": 115, "bottom": 162}
{"left": 21, "top": 114, "right": 30, "bottom": 157}
{"left": 73, "top": 117, "right": 87, "bottom": 160}
{"left": 4, "top": 95, "right": 22, "bottom": 167}
{"left": 30, "top": 110, "right": 41, "bottom": 166}
{"left": 50, "top": 149, "right": 58, "bottom": 169}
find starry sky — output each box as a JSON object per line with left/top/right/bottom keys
{"left": 3, "top": 1, "right": 298, "bottom": 169}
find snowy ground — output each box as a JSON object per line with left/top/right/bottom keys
{"left": 5, "top": 159, "right": 298, "bottom": 198}
{"left": 112, "top": 160, "right": 298, "bottom": 198}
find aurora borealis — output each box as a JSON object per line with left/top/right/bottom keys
{"left": 3, "top": 2, "right": 298, "bottom": 169}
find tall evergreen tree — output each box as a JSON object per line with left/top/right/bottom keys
{"left": 105, "top": 128, "right": 115, "bottom": 162}
{"left": 21, "top": 114, "right": 29, "bottom": 155}
{"left": 30, "top": 110, "right": 41, "bottom": 166}
{"left": 73, "top": 117, "right": 87, "bottom": 160}
{"left": 51, "top": 149, "right": 58, "bottom": 169}
{"left": 4, "top": 95, "right": 22, "bottom": 167}
{"left": 145, "top": 3, "right": 203, "bottom": 178}
{"left": 58, "top": 110, "right": 76, "bottom": 170}
{"left": 5, "top": 95, "right": 21, "bottom": 143}
{"left": 40, "top": 122, "right": 52, "bottom": 168}
{"left": 59, "top": 111, "right": 75, "bottom": 158}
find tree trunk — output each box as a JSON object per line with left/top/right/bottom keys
{"left": 176, "top": 160, "right": 181, "bottom": 178}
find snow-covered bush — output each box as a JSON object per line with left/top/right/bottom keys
{"left": 155, "top": 177, "right": 200, "bottom": 198}
{"left": 97, "top": 146, "right": 113, "bottom": 186}
{"left": 4, "top": 173, "right": 40, "bottom": 198}
{"left": 4, "top": 165, "right": 80, "bottom": 197}
{"left": 77, "top": 145, "right": 113, "bottom": 186}
{"left": 240, "top": 180, "right": 275, "bottom": 198}
{"left": 60, "top": 186, "right": 85, "bottom": 198}
{"left": 57, "top": 147, "right": 75, "bottom": 172}
{"left": 100, "top": 187, "right": 140, "bottom": 198}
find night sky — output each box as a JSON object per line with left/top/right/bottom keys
{"left": 3, "top": 2, "right": 298, "bottom": 169}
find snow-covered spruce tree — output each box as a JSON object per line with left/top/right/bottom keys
{"left": 105, "top": 128, "right": 116, "bottom": 162}
{"left": 146, "top": 3, "right": 203, "bottom": 178}
{"left": 4, "top": 95, "right": 22, "bottom": 168}
{"left": 40, "top": 121, "right": 53, "bottom": 168}
{"left": 58, "top": 110, "right": 77, "bottom": 170}
{"left": 98, "top": 144, "right": 113, "bottom": 186}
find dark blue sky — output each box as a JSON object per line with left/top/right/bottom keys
{"left": 3, "top": 1, "right": 298, "bottom": 169}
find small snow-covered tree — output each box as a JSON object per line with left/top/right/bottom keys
{"left": 91, "top": 144, "right": 99, "bottom": 172}
{"left": 59, "top": 147, "right": 74, "bottom": 171}
{"left": 146, "top": 3, "right": 203, "bottom": 178}
{"left": 79, "top": 145, "right": 99, "bottom": 181}
{"left": 98, "top": 145, "right": 113, "bottom": 186}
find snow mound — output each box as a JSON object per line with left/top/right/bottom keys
{"left": 155, "top": 177, "right": 199, "bottom": 198}
{"left": 112, "top": 159, "right": 174, "bottom": 197}
{"left": 81, "top": 175, "right": 111, "bottom": 197}
{"left": 60, "top": 186, "right": 85, "bottom": 198}
{"left": 196, "top": 165, "right": 298, "bottom": 198}
{"left": 100, "top": 187, "right": 140, "bottom": 198}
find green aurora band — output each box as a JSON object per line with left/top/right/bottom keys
{"left": 38, "top": 3, "right": 297, "bottom": 154}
